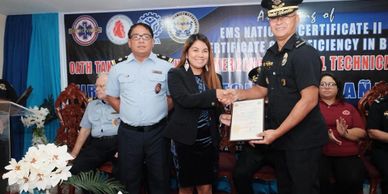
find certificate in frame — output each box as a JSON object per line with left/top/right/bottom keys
{"left": 229, "top": 99, "right": 264, "bottom": 141}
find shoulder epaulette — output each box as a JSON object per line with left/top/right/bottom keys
{"left": 248, "top": 66, "right": 261, "bottom": 83}
{"left": 295, "top": 39, "right": 306, "bottom": 48}
{"left": 111, "top": 55, "right": 129, "bottom": 66}
{"left": 156, "top": 53, "right": 174, "bottom": 63}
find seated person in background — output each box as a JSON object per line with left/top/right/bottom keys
{"left": 367, "top": 83, "right": 388, "bottom": 194}
{"left": 318, "top": 73, "right": 366, "bottom": 194}
{"left": 70, "top": 73, "right": 120, "bottom": 175}
{"left": 0, "top": 79, "right": 17, "bottom": 102}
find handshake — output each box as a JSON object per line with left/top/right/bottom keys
{"left": 216, "top": 89, "right": 240, "bottom": 127}
{"left": 216, "top": 89, "right": 240, "bottom": 105}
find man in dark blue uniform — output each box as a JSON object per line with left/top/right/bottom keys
{"left": 367, "top": 93, "right": 388, "bottom": 194}
{"left": 221, "top": 0, "right": 328, "bottom": 194}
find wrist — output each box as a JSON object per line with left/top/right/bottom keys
{"left": 236, "top": 89, "right": 242, "bottom": 101}
{"left": 342, "top": 129, "right": 349, "bottom": 137}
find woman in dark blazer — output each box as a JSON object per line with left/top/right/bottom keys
{"left": 165, "top": 33, "right": 225, "bottom": 194}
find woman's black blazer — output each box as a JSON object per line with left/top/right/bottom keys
{"left": 164, "top": 66, "right": 223, "bottom": 145}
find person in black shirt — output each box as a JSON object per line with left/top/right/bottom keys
{"left": 220, "top": 0, "right": 328, "bottom": 193}
{"left": 367, "top": 90, "right": 388, "bottom": 194}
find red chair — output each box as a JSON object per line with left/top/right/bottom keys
{"left": 217, "top": 124, "right": 237, "bottom": 194}
{"left": 217, "top": 122, "right": 276, "bottom": 194}
{"left": 252, "top": 165, "right": 275, "bottom": 182}
{"left": 54, "top": 83, "right": 88, "bottom": 194}
{"left": 55, "top": 83, "right": 88, "bottom": 151}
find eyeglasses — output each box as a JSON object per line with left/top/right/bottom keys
{"left": 319, "top": 82, "right": 337, "bottom": 88}
{"left": 130, "top": 34, "right": 152, "bottom": 41}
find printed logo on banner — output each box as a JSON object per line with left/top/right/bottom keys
{"left": 167, "top": 11, "right": 199, "bottom": 44}
{"left": 137, "top": 12, "right": 163, "bottom": 44}
{"left": 106, "top": 14, "right": 133, "bottom": 45}
{"left": 68, "top": 15, "right": 102, "bottom": 46}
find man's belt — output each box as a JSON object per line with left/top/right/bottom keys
{"left": 121, "top": 117, "right": 167, "bottom": 132}
{"left": 91, "top": 135, "right": 117, "bottom": 141}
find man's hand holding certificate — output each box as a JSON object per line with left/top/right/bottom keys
{"left": 229, "top": 99, "right": 264, "bottom": 141}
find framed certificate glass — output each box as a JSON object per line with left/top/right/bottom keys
{"left": 229, "top": 99, "right": 264, "bottom": 141}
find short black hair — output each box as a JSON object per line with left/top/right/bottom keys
{"left": 127, "top": 23, "right": 154, "bottom": 39}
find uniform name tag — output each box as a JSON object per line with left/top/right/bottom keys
{"left": 152, "top": 70, "right": 162, "bottom": 74}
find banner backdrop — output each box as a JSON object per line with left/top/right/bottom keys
{"left": 64, "top": 1, "right": 388, "bottom": 105}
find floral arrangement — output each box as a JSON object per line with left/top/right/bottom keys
{"left": 21, "top": 106, "right": 50, "bottom": 145}
{"left": 2, "top": 143, "right": 73, "bottom": 193}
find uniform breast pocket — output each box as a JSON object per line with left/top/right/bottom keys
{"left": 148, "top": 72, "right": 166, "bottom": 94}
{"left": 106, "top": 112, "right": 120, "bottom": 126}
{"left": 89, "top": 110, "right": 102, "bottom": 122}
{"left": 118, "top": 75, "right": 136, "bottom": 93}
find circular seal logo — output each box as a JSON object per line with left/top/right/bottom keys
{"left": 106, "top": 15, "right": 133, "bottom": 45}
{"left": 167, "top": 11, "right": 199, "bottom": 44}
{"left": 342, "top": 110, "right": 350, "bottom": 116}
{"left": 138, "top": 12, "right": 163, "bottom": 44}
{"left": 68, "top": 15, "right": 102, "bottom": 46}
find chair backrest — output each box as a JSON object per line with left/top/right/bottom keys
{"left": 219, "top": 124, "right": 236, "bottom": 153}
{"left": 55, "top": 83, "right": 88, "bottom": 150}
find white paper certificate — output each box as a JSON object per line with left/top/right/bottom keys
{"left": 230, "top": 99, "right": 264, "bottom": 141}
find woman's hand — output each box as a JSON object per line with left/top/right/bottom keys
{"left": 219, "top": 114, "right": 231, "bottom": 126}
{"left": 328, "top": 128, "right": 342, "bottom": 145}
{"left": 336, "top": 117, "right": 349, "bottom": 137}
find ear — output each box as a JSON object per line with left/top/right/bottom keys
{"left": 296, "top": 13, "right": 300, "bottom": 23}
{"left": 128, "top": 40, "right": 131, "bottom": 49}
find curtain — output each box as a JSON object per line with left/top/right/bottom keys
{"left": 3, "top": 15, "right": 32, "bottom": 159}
{"left": 24, "top": 13, "right": 61, "bottom": 152}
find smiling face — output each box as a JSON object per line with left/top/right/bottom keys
{"left": 127, "top": 25, "right": 154, "bottom": 58}
{"left": 186, "top": 40, "right": 209, "bottom": 75}
{"left": 269, "top": 12, "right": 299, "bottom": 42}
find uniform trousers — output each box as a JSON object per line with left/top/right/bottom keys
{"left": 70, "top": 135, "right": 118, "bottom": 175}
{"left": 233, "top": 144, "right": 271, "bottom": 194}
{"left": 272, "top": 146, "right": 322, "bottom": 194}
{"left": 319, "top": 155, "right": 366, "bottom": 194}
{"left": 117, "top": 121, "right": 169, "bottom": 194}
{"left": 371, "top": 148, "right": 388, "bottom": 194}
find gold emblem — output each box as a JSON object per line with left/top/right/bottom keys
{"left": 384, "top": 110, "right": 388, "bottom": 118}
{"left": 281, "top": 79, "right": 287, "bottom": 86}
{"left": 112, "top": 118, "right": 120, "bottom": 126}
{"left": 263, "top": 61, "right": 273, "bottom": 68}
{"left": 272, "top": 0, "right": 285, "bottom": 9}
{"left": 281, "top": 52, "right": 288, "bottom": 66}
{"left": 0, "top": 84, "right": 6, "bottom": 90}
{"left": 272, "top": 0, "right": 282, "bottom": 6}
{"left": 252, "top": 75, "right": 258, "bottom": 83}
